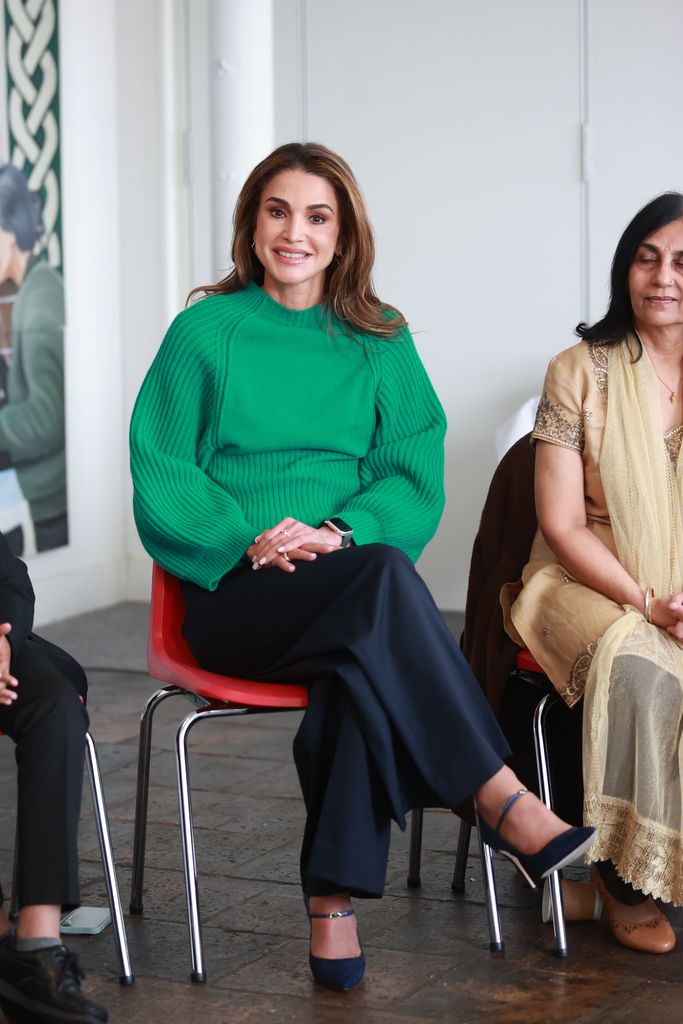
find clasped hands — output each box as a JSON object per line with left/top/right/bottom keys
{"left": 246, "top": 517, "right": 342, "bottom": 573}
{"left": 0, "top": 622, "right": 17, "bottom": 706}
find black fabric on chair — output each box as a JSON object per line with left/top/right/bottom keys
{"left": 461, "top": 432, "right": 537, "bottom": 716}
{"left": 500, "top": 668, "right": 583, "bottom": 827}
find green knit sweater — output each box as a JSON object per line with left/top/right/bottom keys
{"left": 130, "top": 283, "right": 446, "bottom": 590}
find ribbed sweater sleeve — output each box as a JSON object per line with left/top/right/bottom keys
{"left": 336, "top": 328, "right": 446, "bottom": 561}
{"left": 130, "top": 305, "right": 257, "bottom": 589}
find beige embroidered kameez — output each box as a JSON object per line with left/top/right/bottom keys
{"left": 502, "top": 339, "right": 683, "bottom": 904}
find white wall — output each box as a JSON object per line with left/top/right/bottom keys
{"left": 588, "top": 0, "right": 683, "bottom": 322}
{"left": 115, "top": 0, "right": 183, "bottom": 604}
{"left": 28, "top": 0, "right": 683, "bottom": 622}
{"left": 275, "top": 0, "right": 583, "bottom": 608}
{"left": 272, "top": 0, "right": 683, "bottom": 609}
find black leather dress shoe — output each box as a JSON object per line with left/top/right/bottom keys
{"left": 0, "top": 936, "right": 108, "bottom": 1023}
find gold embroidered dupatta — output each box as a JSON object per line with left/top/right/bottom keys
{"left": 583, "top": 338, "right": 683, "bottom": 902}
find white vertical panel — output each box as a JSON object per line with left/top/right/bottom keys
{"left": 274, "top": 0, "right": 582, "bottom": 608}
{"left": 208, "top": 0, "right": 275, "bottom": 278}
{"left": 114, "top": 0, "right": 175, "bottom": 601}
{"left": 589, "top": 0, "right": 683, "bottom": 323}
{"left": 273, "top": 0, "right": 305, "bottom": 143}
{"left": 186, "top": 0, "right": 214, "bottom": 289}
{"left": 161, "top": 0, "right": 192, "bottom": 317}
{"left": 187, "top": 0, "right": 275, "bottom": 286}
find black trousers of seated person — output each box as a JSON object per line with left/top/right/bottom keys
{"left": 0, "top": 635, "right": 88, "bottom": 912}
{"left": 182, "top": 543, "right": 510, "bottom": 899}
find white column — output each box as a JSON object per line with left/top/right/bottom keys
{"left": 208, "top": 0, "right": 274, "bottom": 278}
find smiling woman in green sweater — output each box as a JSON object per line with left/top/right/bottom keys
{"left": 130, "top": 143, "right": 593, "bottom": 992}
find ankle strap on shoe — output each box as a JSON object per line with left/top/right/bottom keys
{"left": 308, "top": 908, "right": 356, "bottom": 920}
{"left": 495, "top": 788, "right": 529, "bottom": 833}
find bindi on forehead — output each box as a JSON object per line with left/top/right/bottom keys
{"left": 640, "top": 241, "right": 683, "bottom": 258}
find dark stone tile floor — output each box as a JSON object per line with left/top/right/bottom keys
{"left": 1, "top": 602, "right": 682, "bottom": 1022}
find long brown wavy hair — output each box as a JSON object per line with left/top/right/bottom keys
{"left": 188, "top": 142, "right": 407, "bottom": 338}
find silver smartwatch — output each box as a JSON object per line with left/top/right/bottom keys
{"left": 323, "top": 517, "right": 354, "bottom": 548}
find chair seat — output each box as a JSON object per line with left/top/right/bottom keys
{"left": 148, "top": 642, "right": 308, "bottom": 708}
{"left": 515, "top": 648, "right": 543, "bottom": 674}
{"left": 147, "top": 566, "right": 308, "bottom": 709}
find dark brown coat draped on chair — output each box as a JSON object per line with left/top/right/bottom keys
{"left": 461, "top": 433, "right": 537, "bottom": 714}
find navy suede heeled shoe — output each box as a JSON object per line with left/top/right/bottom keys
{"left": 307, "top": 905, "right": 365, "bottom": 992}
{"left": 477, "top": 788, "right": 596, "bottom": 889}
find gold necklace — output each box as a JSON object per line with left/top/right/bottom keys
{"left": 636, "top": 331, "right": 681, "bottom": 404}
{"left": 653, "top": 368, "right": 680, "bottom": 404}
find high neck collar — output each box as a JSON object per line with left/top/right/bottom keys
{"left": 246, "top": 281, "right": 329, "bottom": 328}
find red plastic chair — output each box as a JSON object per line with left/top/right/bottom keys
{"left": 129, "top": 563, "right": 308, "bottom": 982}
{"left": 515, "top": 648, "right": 543, "bottom": 674}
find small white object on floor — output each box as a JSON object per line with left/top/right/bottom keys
{"left": 60, "top": 907, "right": 111, "bottom": 935}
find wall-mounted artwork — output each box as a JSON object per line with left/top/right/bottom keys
{"left": 0, "top": 0, "right": 66, "bottom": 556}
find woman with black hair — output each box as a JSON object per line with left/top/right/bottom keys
{"left": 504, "top": 192, "right": 683, "bottom": 953}
{"left": 0, "top": 165, "right": 66, "bottom": 553}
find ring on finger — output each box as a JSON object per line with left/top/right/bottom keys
{"left": 283, "top": 552, "right": 292, "bottom": 563}
{"left": 281, "top": 529, "right": 290, "bottom": 537}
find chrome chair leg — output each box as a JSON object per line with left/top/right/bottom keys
{"left": 452, "top": 820, "right": 471, "bottom": 892}
{"left": 474, "top": 809, "right": 504, "bottom": 951}
{"left": 533, "top": 692, "right": 568, "bottom": 958}
{"left": 175, "top": 705, "right": 248, "bottom": 983}
{"left": 85, "top": 732, "right": 134, "bottom": 985}
{"left": 407, "top": 808, "right": 424, "bottom": 888}
{"left": 130, "top": 686, "right": 184, "bottom": 914}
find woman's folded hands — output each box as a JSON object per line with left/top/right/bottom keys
{"left": 246, "top": 517, "right": 342, "bottom": 573}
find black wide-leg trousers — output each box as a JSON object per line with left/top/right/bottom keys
{"left": 182, "top": 544, "right": 510, "bottom": 898}
{"left": 0, "top": 635, "right": 88, "bottom": 911}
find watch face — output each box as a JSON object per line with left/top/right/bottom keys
{"left": 328, "top": 517, "right": 353, "bottom": 536}
{"left": 324, "top": 518, "right": 353, "bottom": 547}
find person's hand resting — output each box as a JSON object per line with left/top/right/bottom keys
{"left": 656, "top": 593, "right": 683, "bottom": 641}
{"left": 0, "top": 622, "right": 18, "bottom": 706}
{"left": 246, "top": 517, "right": 342, "bottom": 573}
